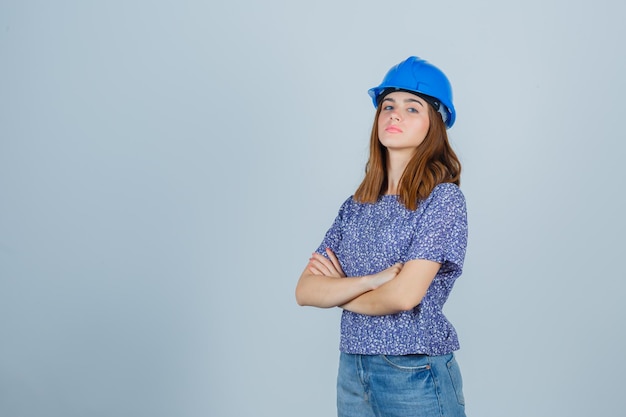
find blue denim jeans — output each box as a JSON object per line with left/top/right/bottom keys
{"left": 337, "top": 352, "right": 466, "bottom": 417}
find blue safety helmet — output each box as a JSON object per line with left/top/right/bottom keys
{"left": 368, "top": 56, "right": 456, "bottom": 128}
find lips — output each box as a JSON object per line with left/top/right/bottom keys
{"left": 385, "top": 125, "right": 403, "bottom": 133}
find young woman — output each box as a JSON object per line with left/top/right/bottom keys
{"left": 295, "top": 56, "right": 468, "bottom": 417}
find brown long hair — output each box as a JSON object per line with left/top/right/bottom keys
{"left": 353, "top": 104, "right": 461, "bottom": 211}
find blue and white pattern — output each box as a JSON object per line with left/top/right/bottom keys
{"left": 316, "top": 182, "right": 468, "bottom": 356}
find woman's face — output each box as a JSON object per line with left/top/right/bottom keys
{"left": 377, "top": 91, "right": 430, "bottom": 153}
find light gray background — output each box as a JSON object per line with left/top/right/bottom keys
{"left": 1, "top": 1, "right": 625, "bottom": 416}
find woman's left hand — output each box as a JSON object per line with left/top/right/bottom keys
{"left": 307, "top": 248, "right": 346, "bottom": 278}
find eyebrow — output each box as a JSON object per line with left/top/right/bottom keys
{"left": 382, "top": 97, "right": 425, "bottom": 106}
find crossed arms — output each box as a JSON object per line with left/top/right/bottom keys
{"left": 295, "top": 248, "right": 441, "bottom": 316}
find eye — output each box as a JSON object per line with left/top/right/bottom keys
{"left": 407, "top": 107, "right": 419, "bottom": 113}
{"left": 382, "top": 105, "right": 394, "bottom": 111}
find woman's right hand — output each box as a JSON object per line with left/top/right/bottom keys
{"left": 366, "top": 263, "right": 403, "bottom": 290}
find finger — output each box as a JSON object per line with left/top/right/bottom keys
{"left": 307, "top": 264, "right": 324, "bottom": 275}
{"left": 312, "top": 252, "right": 335, "bottom": 270}
{"left": 325, "top": 247, "right": 337, "bottom": 262}
{"left": 325, "top": 248, "right": 345, "bottom": 276}
{"left": 309, "top": 254, "right": 333, "bottom": 276}
{"left": 311, "top": 253, "right": 342, "bottom": 278}
{"left": 308, "top": 260, "right": 330, "bottom": 276}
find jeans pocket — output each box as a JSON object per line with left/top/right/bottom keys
{"left": 446, "top": 355, "right": 465, "bottom": 406}
{"left": 381, "top": 354, "right": 431, "bottom": 372}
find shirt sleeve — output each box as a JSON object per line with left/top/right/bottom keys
{"left": 404, "top": 183, "right": 468, "bottom": 273}
{"left": 315, "top": 196, "right": 352, "bottom": 256}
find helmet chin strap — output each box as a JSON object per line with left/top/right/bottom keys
{"left": 438, "top": 106, "right": 449, "bottom": 125}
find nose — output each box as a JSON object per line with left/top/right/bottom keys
{"left": 390, "top": 112, "right": 400, "bottom": 122}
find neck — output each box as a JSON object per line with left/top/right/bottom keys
{"left": 385, "top": 150, "right": 413, "bottom": 195}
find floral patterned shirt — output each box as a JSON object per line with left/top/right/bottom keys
{"left": 316, "top": 182, "right": 468, "bottom": 355}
